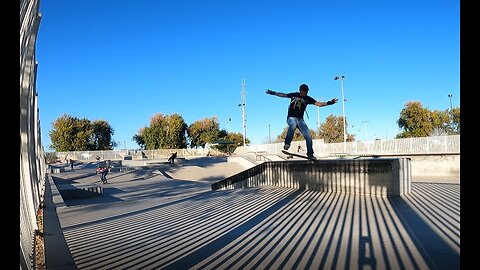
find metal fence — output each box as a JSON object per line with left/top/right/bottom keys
{"left": 49, "top": 135, "right": 460, "bottom": 165}
{"left": 51, "top": 147, "right": 215, "bottom": 162}
{"left": 20, "top": 0, "right": 45, "bottom": 269}
{"left": 238, "top": 135, "right": 460, "bottom": 157}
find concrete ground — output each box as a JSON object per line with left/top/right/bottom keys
{"left": 44, "top": 157, "right": 460, "bottom": 270}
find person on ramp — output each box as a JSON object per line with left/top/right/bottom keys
{"left": 168, "top": 152, "right": 177, "bottom": 164}
{"left": 265, "top": 83, "right": 338, "bottom": 160}
{"left": 98, "top": 165, "right": 109, "bottom": 184}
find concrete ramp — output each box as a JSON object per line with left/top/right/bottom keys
{"left": 212, "top": 158, "right": 411, "bottom": 197}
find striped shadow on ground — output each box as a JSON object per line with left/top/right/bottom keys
{"left": 61, "top": 182, "right": 459, "bottom": 270}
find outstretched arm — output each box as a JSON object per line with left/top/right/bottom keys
{"left": 265, "top": 89, "right": 289, "bottom": 98}
{"left": 314, "top": 98, "right": 339, "bottom": 107}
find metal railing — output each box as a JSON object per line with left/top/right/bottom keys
{"left": 47, "top": 135, "right": 460, "bottom": 166}
{"left": 239, "top": 135, "right": 460, "bottom": 157}
{"left": 51, "top": 147, "right": 214, "bottom": 162}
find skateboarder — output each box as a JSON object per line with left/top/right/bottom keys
{"left": 266, "top": 83, "right": 338, "bottom": 160}
{"left": 98, "top": 165, "right": 109, "bottom": 184}
{"left": 168, "top": 152, "right": 177, "bottom": 164}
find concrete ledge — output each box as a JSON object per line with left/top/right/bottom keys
{"left": 213, "top": 158, "right": 411, "bottom": 197}
{"left": 56, "top": 183, "right": 103, "bottom": 200}
{"left": 227, "top": 156, "right": 257, "bottom": 169}
{"left": 50, "top": 167, "right": 65, "bottom": 173}
{"left": 44, "top": 175, "right": 77, "bottom": 269}
{"left": 109, "top": 166, "right": 135, "bottom": 172}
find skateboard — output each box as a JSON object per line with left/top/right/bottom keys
{"left": 282, "top": 150, "right": 316, "bottom": 164}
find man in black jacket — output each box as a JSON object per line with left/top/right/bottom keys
{"left": 266, "top": 83, "right": 338, "bottom": 159}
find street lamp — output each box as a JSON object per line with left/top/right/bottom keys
{"left": 448, "top": 94, "right": 453, "bottom": 111}
{"left": 334, "top": 75, "right": 347, "bottom": 152}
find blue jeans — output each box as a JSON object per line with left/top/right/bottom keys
{"left": 285, "top": 117, "right": 314, "bottom": 157}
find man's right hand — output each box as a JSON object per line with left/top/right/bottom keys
{"left": 266, "top": 89, "right": 276, "bottom": 95}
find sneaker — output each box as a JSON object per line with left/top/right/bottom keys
{"left": 307, "top": 155, "right": 317, "bottom": 160}
{"left": 283, "top": 144, "right": 290, "bottom": 150}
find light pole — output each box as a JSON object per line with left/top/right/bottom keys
{"left": 448, "top": 94, "right": 453, "bottom": 111}
{"left": 447, "top": 94, "right": 453, "bottom": 133}
{"left": 227, "top": 117, "right": 231, "bottom": 133}
{"left": 268, "top": 124, "right": 271, "bottom": 144}
{"left": 334, "top": 75, "right": 347, "bottom": 152}
{"left": 362, "top": 120, "right": 369, "bottom": 141}
{"left": 241, "top": 78, "right": 247, "bottom": 147}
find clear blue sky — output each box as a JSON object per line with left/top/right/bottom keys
{"left": 36, "top": 0, "right": 460, "bottom": 150}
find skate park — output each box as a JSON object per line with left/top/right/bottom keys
{"left": 42, "top": 140, "right": 460, "bottom": 270}
{"left": 20, "top": 1, "right": 460, "bottom": 268}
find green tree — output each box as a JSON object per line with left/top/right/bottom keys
{"left": 430, "top": 109, "right": 451, "bottom": 136}
{"left": 428, "top": 107, "right": 460, "bottom": 136}
{"left": 449, "top": 107, "right": 460, "bottom": 134}
{"left": 227, "top": 132, "right": 250, "bottom": 147}
{"left": 49, "top": 113, "right": 116, "bottom": 151}
{"left": 90, "top": 120, "right": 116, "bottom": 150}
{"left": 142, "top": 114, "right": 164, "bottom": 149}
{"left": 135, "top": 113, "right": 188, "bottom": 150}
{"left": 49, "top": 114, "right": 77, "bottom": 151}
{"left": 164, "top": 113, "right": 188, "bottom": 148}
{"left": 214, "top": 131, "right": 250, "bottom": 153}
{"left": 396, "top": 101, "right": 433, "bottom": 138}
{"left": 132, "top": 127, "right": 146, "bottom": 149}
{"left": 317, "top": 115, "right": 352, "bottom": 143}
{"left": 274, "top": 126, "right": 316, "bottom": 143}
{"left": 187, "top": 117, "right": 222, "bottom": 148}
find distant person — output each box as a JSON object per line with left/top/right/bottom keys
{"left": 69, "top": 159, "right": 74, "bottom": 170}
{"left": 168, "top": 152, "right": 177, "bottom": 164}
{"left": 266, "top": 84, "right": 338, "bottom": 160}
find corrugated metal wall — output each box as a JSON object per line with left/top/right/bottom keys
{"left": 20, "top": 0, "right": 46, "bottom": 269}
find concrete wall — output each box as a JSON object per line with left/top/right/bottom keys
{"left": 213, "top": 158, "right": 412, "bottom": 197}
{"left": 228, "top": 153, "right": 459, "bottom": 179}
{"left": 402, "top": 154, "right": 459, "bottom": 178}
